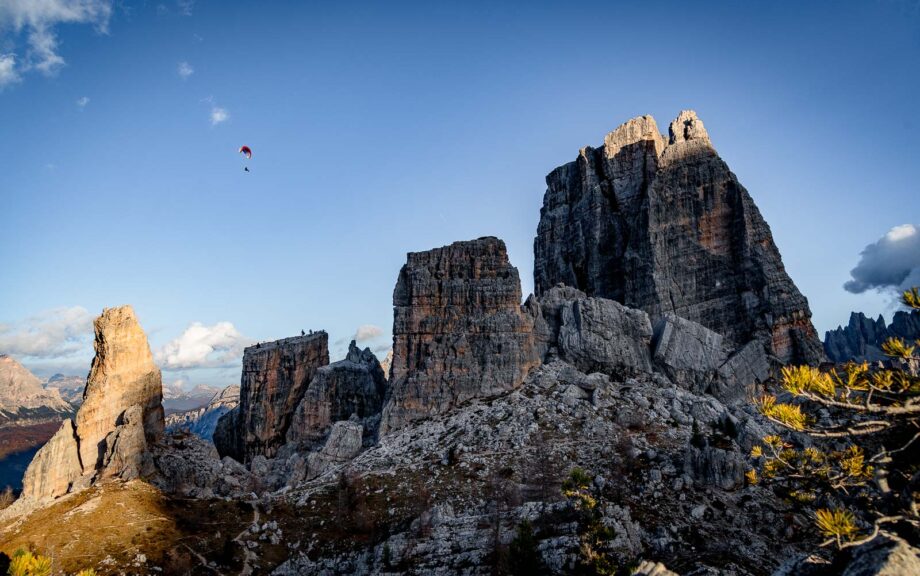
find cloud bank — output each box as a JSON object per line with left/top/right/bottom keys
{"left": 0, "top": 306, "right": 94, "bottom": 358}
{"left": 156, "top": 321, "right": 252, "bottom": 370}
{"left": 0, "top": 0, "right": 113, "bottom": 87}
{"left": 844, "top": 224, "right": 920, "bottom": 294}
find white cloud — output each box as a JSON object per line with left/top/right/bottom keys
{"left": 76, "top": 95, "right": 89, "bottom": 108}
{"left": 177, "top": 0, "right": 195, "bottom": 16}
{"left": 156, "top": 321, "right": 252, "bottom": 370}
{"left": 0, "top": 0, "right": 113, "bottom": 83}
{"left": 0, "top": 54, "right": 20, "bottom": 88}
{"left": 844, "top": 224, "right": 920, "bottom": 294}
{"left": 210, "top": 106, "right": 228, "bottom": 125}
{"left": 177, "top": 61, "right": 193, "bottom": 79}
{"left": 0, "top": 306, "right": 94, "bottom": 359}
{"left": 353, "top": 324, "right": 384, "bottom": 342}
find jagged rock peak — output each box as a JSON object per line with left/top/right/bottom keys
{"left": 534, "top": 110, "right": 824, "bottom": 364}
{"left": 668, "top": 109, "right": 710, "bottom": 144}
{"left": 77, "top": 305, "right": 164, "bottom": 473}
{"left": 824, "top": 309, "right": 920, "bottom": 362}
{"left": 379, "top": 237, "right": 539, "bottom": 434}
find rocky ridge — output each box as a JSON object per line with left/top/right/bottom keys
{"left": 824, "top": 309, "right": 920, "bottom": 363}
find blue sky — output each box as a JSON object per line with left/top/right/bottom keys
{"left": 1, "top": 1, "right": 919, "bottom": 388}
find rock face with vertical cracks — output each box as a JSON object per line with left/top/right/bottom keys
{"left": 533, "top": 111, "right": 823, "bottom": 364}
{"left": 217, "top": 333, "right": 329, "bottom": 461}
{"left": 379, "top": 237, "right": 539, "bottom": 434}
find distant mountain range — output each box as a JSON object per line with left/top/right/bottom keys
{"left": 162, "top": 382, "right": 224, "bottom": 413}
{"left": 43, "top": 374, "right": 85, "bottom": 406}
{"left": 0, "top": 355, "right": 73, "bottom": 426}
{"left": 165, "top": 385, "right": 240, "bottom": 440}
{"left": 824, "top": 309, "right": 920, "bottom": 362}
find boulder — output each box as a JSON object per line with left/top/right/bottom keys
{"left": 653, "top": 315, "right": 770, "bottom": 403}
{"left": 841, "top": 534, "right": 920, "bottom": 576}
{"left": 379, "top": 237, "right": 539, "bottom": 434}
{"left": 306, "top": 420, "right": 364, "bottom": 478}
{"left": 533, "top": 111, "right": 824, "bottom": 364}
{"left": 537, "top": 285, "right": 653, "bottom": 375}
{"left": 653, "top": 314, "right": 726, "bottom": 391}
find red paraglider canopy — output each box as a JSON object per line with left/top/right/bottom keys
{"left": 239, "top": 145, "right": 252, "bottom": 159}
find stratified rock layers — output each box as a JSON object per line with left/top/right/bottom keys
{"left": 230, "top": 333, "right": 330, "bottom": 460}
{"left": 380, "top": 237, "right": 539, "bottom": 434}
{"left": 533, "top": 111, "right": 823, "bottom": 364}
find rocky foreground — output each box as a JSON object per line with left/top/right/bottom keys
{"left": 1, "top": 111, "right": 917, "bottom": 576}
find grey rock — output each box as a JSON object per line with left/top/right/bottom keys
{"left": 841, "top": 534, "right": 920, "bottom": 576}
{"left": 537, "top": 285, "right": 653, "bottom": 375}
{"left": 99, "top": 404, "right": 154, "bottom": 481}
{"left": 380, "top": 237, "right": 539, "bottom": 434}
{"left": 533, "top": 111, "right": 823, "bottom": 364}
{"left": 286, "top": 341, "right": 386, "bottom": 449}
{"left": 306, "top": 420, "right": 363, "bottom": 478}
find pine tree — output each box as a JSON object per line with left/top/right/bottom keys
{"left": 749, "top": 287, "right": 920, "bottom": 551}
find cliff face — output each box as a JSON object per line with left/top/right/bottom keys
{"left": 20, "top": 305, "right": 164, "bottom": 502}
{"left": 379, "top": 237, "right": 539, "bottom": 434}
{"left": 824, "top": 309, "right": 920, "bottom": 362}
{"left": 216, "top": 333, "right": 329, "bottom": 461}
{"left": 533, "top": 111, "right": 823, "bottom": 364}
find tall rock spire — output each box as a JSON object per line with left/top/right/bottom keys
{"left": 534, "top": 111, "right": 824, "bottom": 364}
{"left": 19, "top": 305, "right": 165, "bottom": 503}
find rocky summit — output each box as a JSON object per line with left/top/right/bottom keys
{"left": 14, "top": 305, "right": 164, "bottom": 505}
{"left": 165, "top": 384, "right": 240, "bottom": 440}
{"left": 533, "top": 111, "right": 824, "bottom": 365}
{"left": 380, "top": 237, "right": 540, "bottom": 434}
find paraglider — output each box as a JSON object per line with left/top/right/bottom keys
{"left": 239, "top": 145, "right": 252, "bottom": 172}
